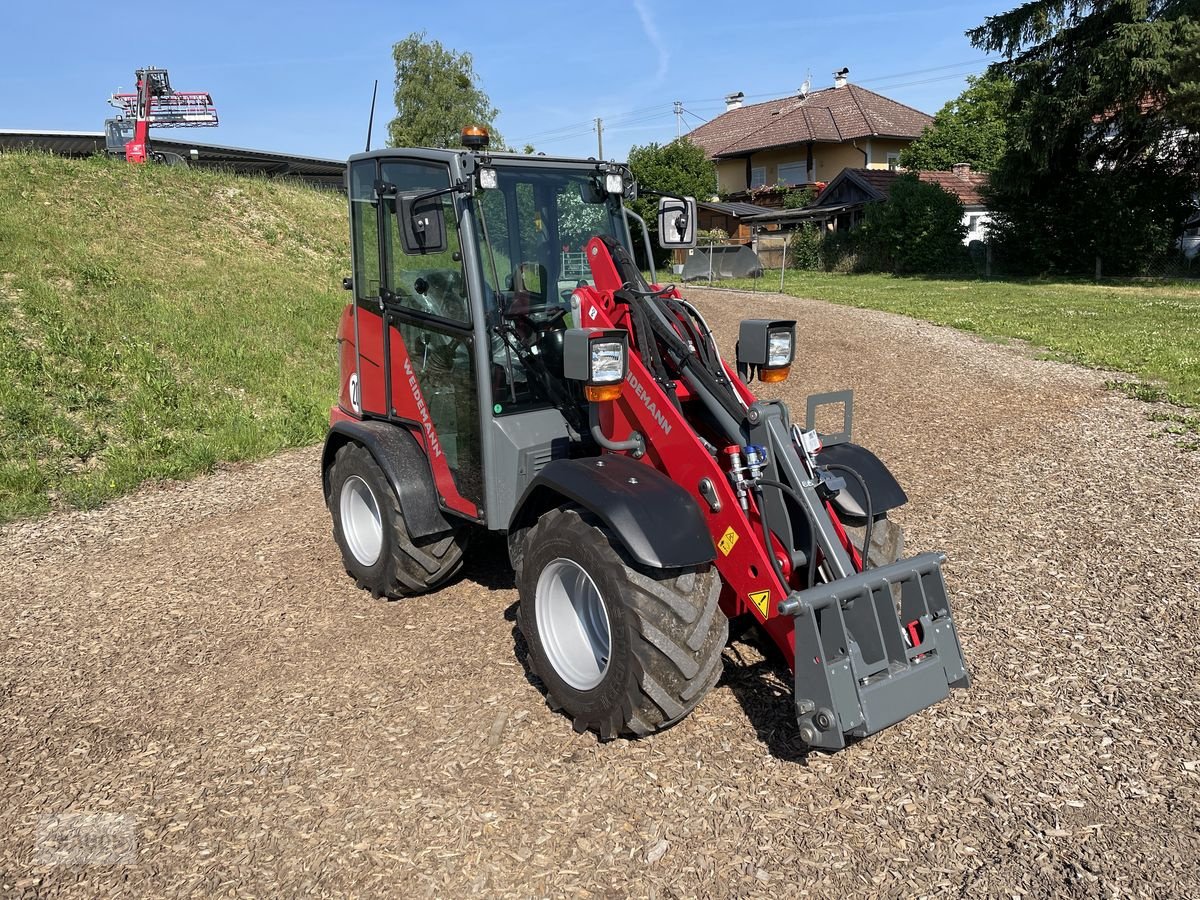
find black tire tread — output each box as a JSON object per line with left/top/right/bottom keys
{"left": 518, "top": 507, "right": 727, "bottom": 739}
{"left": 328, "top": 443, "right": 466, "bottom": 598}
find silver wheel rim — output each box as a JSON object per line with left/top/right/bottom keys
{"left": 340, "top": 475, "right": 383, "bottom": 567}
{"left": 535, "top": 558, "right": 612, "bottom": 691}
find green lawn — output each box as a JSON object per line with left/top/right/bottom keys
{"left": 0, "top": 152, "right": 348, "bottom": 521}
{"left": 716, "top": 271, "right": 1200, "bottom": 422}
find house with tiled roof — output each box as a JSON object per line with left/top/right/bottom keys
{"left": 745, "top": 164, "right": 993, "bottom": 244}
{"left": 687, "top": 69, "right": 934, "bottom": 198}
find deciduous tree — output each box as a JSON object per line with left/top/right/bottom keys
{"left": 387, "top": 32, "right": 504, "bottom": 150}
{"left": 900, "top": 73, "right": 1013, "bottom": 172}
{"left": 626, "top": 138, "right": 716, "bottom": 265}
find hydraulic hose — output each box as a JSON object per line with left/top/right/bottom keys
{"left": 589, "top": 403, "right": 645, "bottom": 457}
{"left": 821, "top": 463, "right": 874, "bottom": 567}
{"left": 751, "top": 484, "right": 790, "bottom": 595}
{"left": 754, "top": 477, "right": 818, "bottom": 591}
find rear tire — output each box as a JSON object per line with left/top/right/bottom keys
{"left": 516, "top": 507, "right": 727, "bottom": 739}
{"left": 846, "top": 515, "right": 904, "bottom": 569}
{"left": 327, "top": 442, "right": 467, "bottom": 598}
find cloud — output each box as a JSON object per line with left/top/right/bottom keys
{"left": 632, "top": 0, "right": 669, "bottom": 84}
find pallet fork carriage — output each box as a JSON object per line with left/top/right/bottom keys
{"left": 321, "top": 127, "right": 969, "bottom": 749}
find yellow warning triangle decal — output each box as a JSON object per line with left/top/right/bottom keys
{"left": 748, "top": 590, "right": 771, "bottom": 617}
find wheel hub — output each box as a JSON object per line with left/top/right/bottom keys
{"left": 535, "top": 558, "right": 612, "bottom": 691}
{"left": 340, "top": 475, "right": 383, "bottom": 567}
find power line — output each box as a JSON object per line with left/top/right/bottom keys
{"left": 512, "top": 57, "right": 996, "bottom": 147}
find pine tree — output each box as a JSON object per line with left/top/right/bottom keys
{"left": 968, "top": 0, "right": 1200, "bottom": 273}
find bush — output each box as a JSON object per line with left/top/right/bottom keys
{"left": 819, "top": 231, "right": 863, "bottom": 273}
{"left": 782, "top": 187, "right": 815, "bottom": 209}
{"left": 787, "top": 226, "right": 824, "bottom": 269}
{"left": 853, "top": 175, "right": 969, "bottom": 274}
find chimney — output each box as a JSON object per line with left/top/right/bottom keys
{"left": 951, "top": 162, "right": 971, "bottom": 176}
{"left": 724, "top": 91, "right": 745, "bottom": 112}
{"left": 833, "top": 67, "right": 850, "bottom": 89}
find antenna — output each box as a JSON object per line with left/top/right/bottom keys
{"left": 364, "top": 79, "right": 378, "bottom": 152}
{"left": 799, "top": 70, "right": 812, "bottom": 99}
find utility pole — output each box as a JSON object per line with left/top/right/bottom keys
{"left": 594, "top": 117, "right": 604, "bottom": 159}
{"left": 673, "top": 101, "right": 683, "bottom": 138}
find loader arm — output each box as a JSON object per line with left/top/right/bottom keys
{"left": 572, "top": 236, "right": 969, "bottom": 749}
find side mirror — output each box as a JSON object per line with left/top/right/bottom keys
{"left": 657, "top": 196, "right": 697, "bottom": 249}
{"left": 395, "top": 192, "right": 447, "bottom": 255}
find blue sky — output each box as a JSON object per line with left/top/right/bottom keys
{"left": 1, "top": 0, "right": 1001, "bottom": 161}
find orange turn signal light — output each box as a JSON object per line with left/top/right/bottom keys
{"left": 585, "top": 384, "right": 623, "bottom": 402}
{"left": 759, "top": 365, "right": 790, "bottom": 383}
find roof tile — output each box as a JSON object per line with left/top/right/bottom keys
{"left": 688, "top": 84, "right": 932, "bottom": 158}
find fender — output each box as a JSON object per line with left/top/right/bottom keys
{"left": 817, "top": 441, "right": 908, "bottom": 522}
{"left": 321, "top": 419, "right": 457, "bottom": 539}
{"left": 509, "top": 455, "right": 715, "bottom": 569}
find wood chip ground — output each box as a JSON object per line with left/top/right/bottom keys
{"left": 2, "top": 289, "right": 1197, "bottom": 898}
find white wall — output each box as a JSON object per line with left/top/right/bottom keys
{"left": 963, "top": 210, "right": 991, "bottom": 244}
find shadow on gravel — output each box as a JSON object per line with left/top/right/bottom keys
{"left": 719, "top": 630, "right": 816, "bottom": 765}
{"left": 460, "top": 531, "right": 516, "bottom": 591}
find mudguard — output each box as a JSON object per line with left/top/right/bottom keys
{"left": 508, "top": 455, "right": 715, "bottom": 569}
{"left": 321, "top": 420, "right": 457, "bottom": 539}
{"left": 817, "top": 442, "right": 908, "bottom": 521}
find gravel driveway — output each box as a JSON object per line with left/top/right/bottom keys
{"left": 3, "top": 289, "right": 1198, "bottom": 898}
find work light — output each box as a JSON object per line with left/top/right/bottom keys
{"left": 604, "top": 172, "right": 624, "bottom": 195}
{"left": 736, "top": 319, "right": 796, "bottom": 383}
{"left": 477, "top": 167, "right": 498, "bottom": 190}
{"left": 767, "top": 330, "right": 793, "bottom": 367}
{"left": 564, "top": 328, "right": 629, "bottom": 401}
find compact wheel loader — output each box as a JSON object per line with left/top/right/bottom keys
{"left": 322, "top": 128, "right": 969, "bottom": 750}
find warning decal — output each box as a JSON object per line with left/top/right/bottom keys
{"left": 748, "top": 590, "right": 771, "bottom": 617}
{"left": 717, "top": 527, "right": 739, "bottom": 556}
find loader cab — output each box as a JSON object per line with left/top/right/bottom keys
{"left": 341, "top": 148, "right": 638, "bottom": 528}
{"left": 104, "top": 118, "right": 134, "bottom": 157}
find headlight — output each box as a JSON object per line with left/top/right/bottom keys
{"left": 590, "top": 340, "right": 625, "bottom": 383}
{"left": 478, "top": 167, "right": 498, "bottom": 190}
{"left": 767, "top": 331, "right": 793, "bottom": 367}
{"left": 604, "top": 173, "right": 624, "bottom": 194}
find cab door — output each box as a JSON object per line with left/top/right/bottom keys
{"left": 347, "top": 156, "right": 483, "bottom": 521}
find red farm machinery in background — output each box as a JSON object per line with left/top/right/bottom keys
{"left": 105, "top": 66, "right": 218, "bottom": 164}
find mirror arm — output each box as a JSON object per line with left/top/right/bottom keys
{"left": 408, "top": 179, "right": 472, "bottom": 206}
{"left": 623, "top": 205, "right": 656, "bottom": 285}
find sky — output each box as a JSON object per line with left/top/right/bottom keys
{"left": 1, "top": 0, "right": 1002, "bottom": 162}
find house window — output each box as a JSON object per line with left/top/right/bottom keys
{"left": 968, "top": 215, "right": 980, "bottom": 232}
{"left": 777, "top": 162, "right": 808, "bottom": 186}
{"left": 886, "top": 152, "right": 900, "bottom": 171}
{"left": 750, "top": 166, "right": 766, "bottom": 189}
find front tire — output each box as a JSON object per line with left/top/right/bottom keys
{"left": 327, "top": 442, "right": 467, "bottom": 598}
{"left": 516, "top": 507, "right": 727, "bottom": 739}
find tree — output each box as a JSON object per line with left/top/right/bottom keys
{"left": 967, "top": 1, "right": 1200, "bottom": 273}
{"left": 900, "top": 73, "right": 1014, "bottom": 172}
{"left": 387, "top": 32, "right": 504, "bottom": 150}
{"left": 626, "top": 138, "right": 716, "bottom": 265}
{"left": 853, "top": 176, "right": 968, "bottom": 274}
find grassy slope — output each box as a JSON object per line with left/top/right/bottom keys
{"left": 0, "top": 152, "right": 348, "bottom": 521}
{"left": 721, "top": 271, "right": 1200, "bottom": 413}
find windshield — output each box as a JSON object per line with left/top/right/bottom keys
{"left": 474, "top": 165, "right": 627, "bottom": 320}
{"left": 473, "top": 164, "right": 629, "bottom": 417}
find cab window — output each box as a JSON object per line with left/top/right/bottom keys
{"left": 380, "top": 160, "right": 471, "bottom": 326}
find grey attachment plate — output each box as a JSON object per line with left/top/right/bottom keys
{"left": 785, "top": 551, "right": 970, "bottom": 751}
{"left": 805, "top": 390, "right": 854, "bottom": 446}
